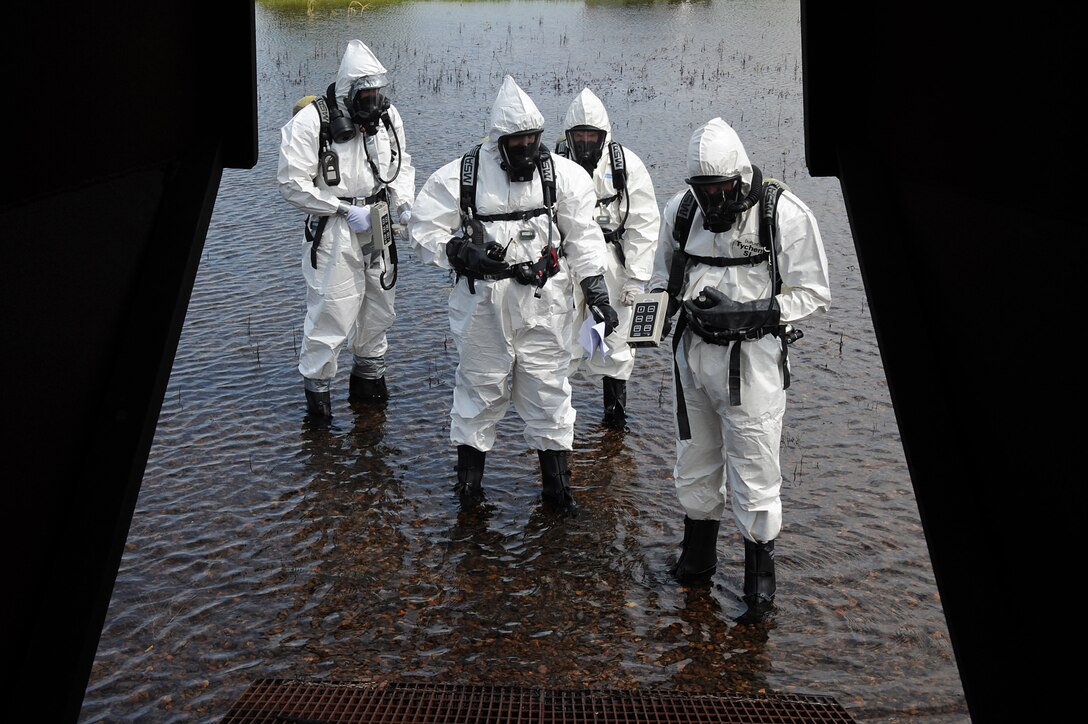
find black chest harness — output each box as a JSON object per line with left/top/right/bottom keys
{"left": 456, "top": 143, "right": 563, "bottom": 294}
{"left": 667, "top": 172, "right": 800, "bottom": 436}
{"left": 556, "top": 139, "right": 631, "bottom": 263}
{"left": 303, "top": 83, "right": 400, "bottom": 289}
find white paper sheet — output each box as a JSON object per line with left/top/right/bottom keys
{"left": 578, "top": 318, "right": 610, "bottom": 363}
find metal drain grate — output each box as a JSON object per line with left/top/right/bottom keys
{"left": 221, "top": 679, "right": 857, "bottom": 723}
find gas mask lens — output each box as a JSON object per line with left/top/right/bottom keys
{"left": 499, "top": 130, "right": 543, "bottom": 181}
{"left": 347, "top": 74, "right": 390, "bottom": 127}
{"left": 687, "top": 175, "right": 740, "bottom": 211}
{"left": 566, "top": 126, "right": 606, "bottom": 172}
{"left": 687, "top": 175, "right": 744, "bottom": 232}
{"left": 352, "top": 88, "right": 383, "bottom": 117}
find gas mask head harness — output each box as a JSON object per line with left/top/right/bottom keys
{"left": 565, "top": 125, "right": 607, "bottom": 175}
{"left": 498, "top": 129, "right": 544, "bottom": 182}
{"left": 685, "top": 165, "right": 763, "bottom": 233}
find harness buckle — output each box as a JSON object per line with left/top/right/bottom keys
{"left": 339, "top": 188, "right": 387, "bottom": 207}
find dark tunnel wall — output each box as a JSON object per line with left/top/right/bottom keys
{"left": 2, "top": 5, "right": 256, "bottom": 721}
{"left": 800, "top": 3, "right": 1077, "bottom": 721}
{"left": 2, "top": 2, "right": 1078, "bottom": 721}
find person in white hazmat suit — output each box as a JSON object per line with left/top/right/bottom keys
{"left": 408, "top": 76, "right": 617, "bottom": 510}
{"left": 277, "top": 40, "right": 415, "bottom": 421}
{"left": 555, "top": 87, "right": 660, "bottom": 427}
{"left": 648, "top": 118, "right": 830, "bottom": 623}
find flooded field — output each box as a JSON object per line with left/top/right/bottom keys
{"left": 79, "top": 2, "right": 969, "bottom": 722}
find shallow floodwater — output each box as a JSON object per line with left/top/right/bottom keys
{"left": 80, "top": 2, "right": 969, "bottom": 722}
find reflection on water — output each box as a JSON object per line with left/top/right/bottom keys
{"left": 80, "top": 2, "right": 968, "bottom": 723}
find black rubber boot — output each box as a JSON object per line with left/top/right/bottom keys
{"left": 304, "top": 388, "right": 332, "bottom": 421}
{"left": 735, "top": 538, "right": 776, "bottom": 624}
{"left": 538, "top": 449, "right": 575, "bottom": 510}
{"left": 454, "top": 445, "right": 486, "bottom": 500}
{"left": 603, "top": 376, "right": 627, "bottom": 425}
{"left": 670, "top": 516, "right": 720, "bottom": 582}
{"left": 349, "top": 375, "right": 389, "bottom": 402}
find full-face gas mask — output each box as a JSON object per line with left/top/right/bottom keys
{"left": 565, "top": 125, "right": 607, "bottom": 175}
{"left": 348, "top": 74, "right": 390, "bottom": 135}
{"left": 686, "top": 172, "right": 758, "bottom": 233}
{"left": 498, "top": 130, "right": 543, "bottom": 182}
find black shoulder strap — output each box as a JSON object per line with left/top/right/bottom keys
{"left": 312, "top": 104, "right": 330, "bottom": 153}
{"left": 458, "top": 144, "right": 482, "bottom": 217}
{"left": 666, "top": 190, "right": 699, "bottom": 301}
{"left": 537, "top": 149, "right": 562, "bottom": 245}
{"left": 315, "top": 83, "right": 339, "bottom": 150}
{"left": 761, "top": 180, "right": 786, "bottom": 294}
{"left": 608, "top": 141, "right": 627, "bottom": 192}
{"left": 665, "top": 190, "right": 702, "bottom": 439}
{"left": 537, "top": 148, "right": 556, "bottom": 208}
{"left": 759, "top": 179, "right": 791, "bottom": 389}
{"left": 672, "top": 189, "right": 698, "bottom": 249}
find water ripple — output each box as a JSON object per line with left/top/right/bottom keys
{"left": 81, "top": 3, "right": 966, "bottom": 723}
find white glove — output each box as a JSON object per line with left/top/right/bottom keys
{"left": 399, "top": 209, "right": 412, "bottom": 225}
{"left": 345, "top": 205, "right": 372, "bottom": 233}
{"left": 620, "top": 279, "right": 646, "bottom": 306}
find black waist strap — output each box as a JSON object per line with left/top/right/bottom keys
{"left": 459, "top": 245, "right": 565, "bottom": 293}
{"left": 686, "top": 251, "right": 770, "bottom": 267}
{"left": 673, "top": 315, "right": 692, "bottom": 440}
{"left": 724, "top": 329, "right": 792, "bottom": 405}
{"left": 462, "top": 268, "right": 518, "bottom": 282}
{"left": 306, "top": 216, "right": 329, "bottom": 269}
{"left": 728, "top": 342, "right": 743, "bottom": 406}
{"left": 339, "top": 189, "right": 387, "bottom": 206}
{"left": 687, "top": 316, "right": 782, "bottom": 344}
{"left": 476, "top": 207, "right": 549, "bottom": 223}
{"left": 672, "top": 317, "right": 791, "bottom": 431}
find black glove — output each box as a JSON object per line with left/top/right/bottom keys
{"left": 463, "top": 215, "right": 486, "bottom": 244}
{"left": 683, "top": 286, "right": 781, "bottom": 342}
{"left": 650, "top": 287, "right": 679, "bottom": 339}
{"left": 580, "top": 274, "right": 619, "bottom": 336}
{"left": 446, "top": 235, "right": 508, "bottom": 276}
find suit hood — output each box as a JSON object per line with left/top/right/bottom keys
{"left": 687, "top": 117, "right": 754, "bottom": 191}
{"left": 562, "top": 87, "right": 612, "bottom": 141}
{"left": 334, "top": 40, "right": 389, "bottom": 106}
{"left": 485, "top": 75, "right": 545, "bottom": 148}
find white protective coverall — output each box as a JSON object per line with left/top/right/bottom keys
{"left": 560, "top": 87, "right": 661, "bottom": 385}
{"left": 648, "top": 118, "right": 831, "bottom": 543}
{"left": 409, "top": 76, "right": 608, "bottom": 452}
{"left": 277, "top": 40, "right": 415, "bottom": 390}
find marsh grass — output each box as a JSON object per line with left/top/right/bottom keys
{"left": 258, "top": 0, "right": 399, "bottom": 11}
{"left": 258, "top": 0, "right": 603, "bottom": 9}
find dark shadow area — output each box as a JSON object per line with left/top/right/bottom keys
{"left": 800, "top": 3, "right": 1076, "bottom": 720}
{"left": 2, "top": 2, "right": 1074, "bottom": 722}
{"left": 1, "top": 4, "right": 256, "bottom": 721}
